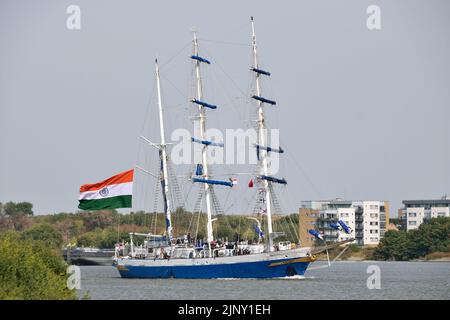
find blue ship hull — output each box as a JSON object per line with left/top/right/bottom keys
{"left": 117, "top": 256, "right": 314, "bottom": 279}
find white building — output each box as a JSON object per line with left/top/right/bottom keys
{"left": 300, "top": 199, "right": 389, "bottom": 246}
{"left": 402, "top": 198, "right": 450, "bottom": 231}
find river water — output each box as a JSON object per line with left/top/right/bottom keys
{"left": 77, "top": 261, "right": 450, "bottom": 300}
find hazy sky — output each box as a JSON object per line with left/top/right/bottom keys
{"left": 1, "top": 0, "right": 449, "bottom": 216}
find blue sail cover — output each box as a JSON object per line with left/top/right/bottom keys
{"left": 308, "top": 229, "right": 323, "bottom": 241}
{"left": 191, "top": 137, "right": 224, "bottom": 147}
{"left": 256, "top": 144, "right": 284, "bottom": 160}
{"left": 192, "top": 177, "right": 233, "bottom": 187}
{"left": 254, "top": 224, "right": 264, "bottom": 238}
{"left": 255, "top": 145, "right": 284, "bottom": 154}
{"left": 260, "top": 175, "right": 287, "bottom": 185}
{"left": 195, "top": 164, "right": 203, "bottom": 176}
{"left": 191, "top": 99, "right": 217, "bottom": 109}
{"left": 330, "top": 222, "right": 341, "bottom": 231}
{"left": 158, "top": 149, "right": 172, "bottom": 241}
{"left": 252, "top": 95, "right": 276, "bottom": 105}
{"left": 338, "top": 220, "right": 352, "bottom": 234}
{"left": 191, "top": 55, "right": 211, "bottom": 64}
{"left": 251, "top": 68, "right": 271, "bottom": 76}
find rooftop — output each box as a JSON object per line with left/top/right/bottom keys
{"left": 402, "top": 199, "right": 450, "bottom": 205}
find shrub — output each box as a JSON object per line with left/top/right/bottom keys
{"left": 0, "top": 232, "right": 76, "bottom": 300}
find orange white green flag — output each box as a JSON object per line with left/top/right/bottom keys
{"left": 78, "top": 169, "right": 133, "bottom": 210}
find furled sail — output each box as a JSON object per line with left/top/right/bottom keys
{"left": 256, "top": 144, "right": 284, "bottom": 160}
{"left": 252, "top": 95, "right": 276, "bottom": 105}
{"left": 191, "top": 99, "right": 217, "bottom": 109}
{"left": 191, "top": 137, "right": 224, "bottom": 147}
{"left": 251, "top": 67, "right": 271, "bottom": 76}
{"left": 190, "top": 55, "right": 211, "bottom": 64}
{"left": 192, "top": 177, "right": 234, "bottom": 187}
{"left": 260, "top": 175, "right": 287, "bottom": 185}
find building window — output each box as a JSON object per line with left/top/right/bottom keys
{"left": 408, "top": 212, "right": 417, "bottom": 217}
{"left": 370, "top": 213, "right": 378, "bottom": 218}
{"left": 408, "top": 221, "right": 417, "bottom": 226}
{"left": 369, "top": 205, "right": 379, "bottom": 210}
{"left": 437, "top": 212, "right": 446, "bottom": 217}
{"left": 370, "top": 221, "right": 378, "bottom": 226}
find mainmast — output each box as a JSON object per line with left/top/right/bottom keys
{"left": 250, "top": 17, "right": 285, "bottom": 252}
{"left": 192, "top": 32, "right": 214, "bottom": 257}
{"left": 155, "top": 59, "right": 173, "bottom": 242}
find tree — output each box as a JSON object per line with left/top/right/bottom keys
{"left": 373, "top": 217, "right": 450, "bottom": 261}
{"left": 373, "top": 230, "right": 410, "bottom": 261}
{"left": 76, "top": 231, "right": 101, "bottom": 248}
{"left": 0, "top": 202, "right": 34, "bottom": 232}
{"left": 3, "top": 201, "right": 33, "bottom": 216}
{"left": 0, "top": 232, "right": 76, "bottom": 300}
{"left": 21, "top": 223, "right": 63, "bottom": 249}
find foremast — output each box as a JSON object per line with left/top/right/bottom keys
{"left": 155, "top": 59, "right": 173, "bottom": 242}
{"left": 250, "top": 17, "right": 285, "bottom": 252}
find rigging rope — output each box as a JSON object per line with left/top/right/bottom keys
{"left": 199, "top": 39, "right": 250, "bottom": 47}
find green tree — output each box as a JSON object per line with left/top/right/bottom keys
{"left": 0, "top": 232, "right": 76, "bottom": 300}
{"left": 21, "top": 223, "right": 63, "bottom": 249}
{"left": 373, "top": 230, "right": 410, "bottom": 260}
{"left": 373, "top": 217, "right": 450, "bottom": 261}
{"left": 3, "top": 201, "right": 33, "bottom": 216}
{"left": 76, "top": 231, "right": 102, "bottom": 247}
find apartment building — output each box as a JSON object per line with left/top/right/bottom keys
{"left": 401, "top": 197, "right": 450, "bottom": 231}
{"left": 299, "top": 199, "right": 389, "bottom": 246}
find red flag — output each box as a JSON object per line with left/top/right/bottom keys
{"left": 248, "top": 179, "right": 254, "bottom": 188}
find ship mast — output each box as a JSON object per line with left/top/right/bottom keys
{"left": 192, "top": 32, "right": 214, "bottom": 257}
{"left": 155, "top": 59, "right": 173, "bottom": 242}
{"left": 251, "top": 17, "right": 275, "bottom": 252}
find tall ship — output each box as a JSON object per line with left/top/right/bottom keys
{"left": 80, "top": 17, "right": 352, "bottom": 279}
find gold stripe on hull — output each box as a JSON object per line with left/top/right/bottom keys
{"left": 117, "top": 265, "right": 129, "bottom": 271}
{"left": 268, "top": 255, "right": 317, "bottom": 267}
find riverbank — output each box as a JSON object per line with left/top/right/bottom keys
{"left": 316, "top": 247, "right": 450, "bottom": 262}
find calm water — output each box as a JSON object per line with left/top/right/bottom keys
{"left": 78, "top": 261, "right": 450, "bottom": 300}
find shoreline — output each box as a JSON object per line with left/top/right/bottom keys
{"left": 315, "top": 257, "right": 450, "bottom": 262}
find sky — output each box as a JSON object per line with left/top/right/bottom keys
{"left": 1, "top": 0, "right": 449, "bottom": 217}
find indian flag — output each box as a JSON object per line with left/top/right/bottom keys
{"left": 78, "top": 169, "right": 133, "bottom": 210}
